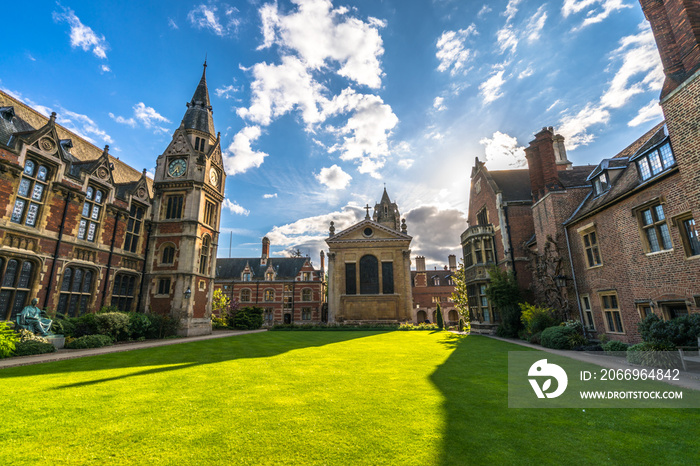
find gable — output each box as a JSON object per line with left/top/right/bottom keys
{"left": 327, "top": 219, "right": 411, "bottom": 244}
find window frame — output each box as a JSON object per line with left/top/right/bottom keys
{"left": 240, "top": 288, "right": 252, "bottom": 303}
{"left": 0, "top": 257, "right": 36, "bottom": 321}
{"left": 77, "top": 184, "right": 106, "bottom": 243}
{"left": 199, "top": 235, "right": 211, "bottom": 275}
{"left": 57, "top": 265, "right": 95, "bottom": 317}
{"left": 124, "top": 202, "right": 145, "bottom": 253}
{"left": 673, "top": 213, "right": 700, "bottom": 258}
{"left": 164, "top": 194, "right": 184, "bottom": 220}
{"left": 264, "top": 289, "right": 275, "bottom": 302}
{"left": 635, "top": 141, "right": 676, "bottom": 181}
{"left": 579, "top": 226, "right": 602, "bottom": 268}
{"left": 301, "top": 288, "right": 312, "bottom": 302}
{"left": 12, "top": 158, "right": 51, "bottom": 228}
{"left": 111, "top": 274, "right": 137, "bottom": 312}
{"left": 580, "top": 295, "right": 595, "bottom": 331}
{"left": 599, "top": 292, "right": 624, "bottom": 334}
{"left": 161, "top": 244, "right": 176, "bottom": 265}
{"left": 635, "top": 201, "right": 673, "bottom": 254}
{"left": 156, "top": 277, "right": 171, "bottom": 297}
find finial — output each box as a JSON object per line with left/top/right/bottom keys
{"left": 401, "top": 218, "right": 407, "bottom": 234}
{"left": 329, "top": 221, "right": 335, "bottom": 237}
{"left": 142, "top": 168, "right": 147, "bottom": 175}
{"left": 103, "top": 145, "right": 109, "bottom": 154}
{"left": 49, "top": 112, "right": 57, "bottom": 123}
{"left": 364, "top": 204, "right": 371, "bottom": 219}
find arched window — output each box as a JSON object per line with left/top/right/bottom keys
{"left": 302, "top": 288, "right": 312, "bottom": 301}
{"left": 12, "top": 159, "right": 50, "bottom": 227}
{"left": 240, "top": 289, "right": 251, "bottom": 302}
{"left": 0, "top": 258, "right": 34, "bottom": 320}
{"left": 199, "top": 236, "right": 210, "bottom": 274}
{"left": 264, "top": 289, "right": 275, "bottom": 302}
{"left": 359, "top": 255, "right": 379, "bottom": 295}
{"left": 57, "top": 266, "right": 94, "bottom": 317}
{"left": 162, "top": 245, "right": 175, "bottom": 264}
{"left": 111, "top": 274, "right": 137, "bottom": 312}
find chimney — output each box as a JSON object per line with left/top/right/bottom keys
{"left": 261, "top": 236, "right": 270, "bottom": 265}
{"left": 448, "top": 254, "right": 456, "bottom": 271}
{"left": 640, "top": 0, "right": 700, "bottom": 99}
{"left": 320, "top": 250, "right": 325, "bottom": 275}
{"left": 525, "top": 127, "right": 564, "bottom": 202}
{"left": 552, "top": 134, "right": 572, "bottom": 171}
{"left": 415, "top": 256, "right": 426, "bottom": 272}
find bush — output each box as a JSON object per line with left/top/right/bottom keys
{"left": 0, "top": 321, "right": 19, "bottom": 359}
{"left": 13, "top": 340, "right": 57, "bottom": 356}
{"left": 145, "top": 314, "right": 180, "bottom": 339}
{"left": 529, "top": 331, "right": 542, "bottom": 345}
{"left": 520, "top": 303, "right": 558, "bottom": 336}
{"left": 398, "top": 323, "right": 439, "bottom": 331}
{"left": 211, "top": 315, "right": 228, "bottom": 329}
{"left": 95, "top": 312, "right": 131, "bottom": 341}
{"left": 496, "top": 304, "right": 523, "bottom": 338}
{"left": 98, "top": 305, "right": 120, "bottom": 314}
{"left": 436, "top": 304, "right": 444, "bottom": 330}
{"left": 458, "top": 319, "right": 464, "bottom": 332}
{"left": 233, "top": 307, "right": 264, "bottom": 330}
{"left": 626, "top": 341, "right": 678, "bottom": 368}
{"left": 65, "top": 334, "right": 113, "bottom": 349}
{"left": 50, "top": 317, "right": 75, "bottom": 336}
{"left": 568, "top": 333, "right": 588, "bottom": 349}
{"left": 638, "top": 314, "right": 700, "bottom": 347}
{"left": 17, "top": 329, "right": 50, "bottom": 343}
{"left": 602, "top": 340, "right": 629, "bottom": 353}
{"left": 127, "top": 312, "right": 152, "bottom": 340}
{"left": 71, "top": 313, "right": 98, "bottom": 338}
{"left": 541, "top": 325, "right": 576, "bottom": 350}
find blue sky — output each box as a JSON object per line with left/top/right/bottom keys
{"left": 1, "top": 0, "right": 664, "bottom": 269}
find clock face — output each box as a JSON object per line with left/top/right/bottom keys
{"left": 168, "top": 159, "right": 187, "bottom": 177}
{"left": 209, "top": 167, "right": 219, "bottom": 186}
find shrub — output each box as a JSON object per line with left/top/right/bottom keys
{"left": 17, "top": 328, "right": 50, "bottom": 343}
{"left": 496, "top": 304, "right": 523, "bottom": 338}
{"left": 145, "top": 314, "right": 180, "bottom": 339}
{"left": 398, "top": 323, "right": 439, "bottom": 331}
{"left": 458, "top": 319, "right": 464, "bottom": 332}
{"left": 13, "top": 340, "right": 57, "bottom": 357}
{"left": 529, "top": 331, "right": 542, "bottom": 345}
{"left": 233, "top": 307, "right": 264, "bottom": 330}
{"left": 50, "top": 317, "right": 75, "bottom": 337}
{"left": 626, "top": 341, "right": 678, "bottom": 368}
{"left": 541, "top": 325, "right": 576, "bottom": 350}
{"left": 602, "top": 340, "right": 629, "bottom": 353}
{"left": 519, "top": 303, "right": 558, "bottom": 336}
{"left": 127, "top": 312, "right": 152, "bottom": 340}
{"left": 638, "top": 314, "right": 700, "bottom": 347}
{"left": 65, "top": 334, "right": 113, "bottom": 349}
{"left": 95, "top": 312, "right": 131, "bottom": 341}
{"left": 0, "top": 321, "right": 19, "bottom": 359}
{"left": 211, "top": 315, "right": 228, "bottom": 329}
{"left": 98, "top": 305, "right": 120, "bottom": 314}
{"left": 436, "top": 304, "right": 444, "bottom": 330}
{"left": 568, "top": 333, "right": 588, "bottom": 349}
{"left": 71, "top": 313, "right": 98, "bottom": 338}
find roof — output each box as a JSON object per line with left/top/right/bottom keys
{"left": 558, "top": 165, "right": 596, "bottom": 187}
{"left": 613, "top": 121, "right": 666, "bottom": 159}
{"left": 411, "top": 269, "right": 455, "bottom": 287}
{"left": 0, "top": 89, "right": 153, "bottom": 196}
{"left": 182, "top": 63, "right": 215, "bottom": 135}
{"left": 488, "top": 170, "right": 532, "bottom": 201}
{"left": 565, "top": 124, "right": 674, "bottom": 225}
{"left": 215, "top": 257, "right": 314, "bottom": 281}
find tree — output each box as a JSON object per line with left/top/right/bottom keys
{"left": 436, "top": 303, "right": 444, "bottom": 330}
{"left": 289, "top": 248, "right": 304, "bottom": 258}
{"left": 526, "top": 234, "right": 571, "bottom": 321}
{"left": 450, "top": 260, "right": 471, "bottom": 334}
{"left": 212, "top": 289, "right": 230, "bottom": 317}
{"left": 485, "top": 266, "right": 523, "bottom": 338}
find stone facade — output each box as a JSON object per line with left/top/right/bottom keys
{"left": 326, "top": 190, "right": 413, "bottom": 323}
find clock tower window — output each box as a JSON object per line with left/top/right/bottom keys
{"left": 204, "top": 200, "right": 218, "bottom": 227}
{"left": 165, "top": 195, "right": 184, "bottom": 219}
{"left": 199, "top": 236, "right": 211, "bottom": 274}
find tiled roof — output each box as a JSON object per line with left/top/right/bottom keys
{"left": 613, "top": 121, "right": 666, "bottom": 159}
{"left": 216, "top": 257, "right": 313, "bottom": 281}
{"left": 411, "top": 269, "right": 455, "bottom": 287}
{"left": 488, "top": 169, "right": 532, "bottom": 201}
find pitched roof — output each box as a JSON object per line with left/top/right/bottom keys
{"left": 182, "top": 63, "right": 215, "bottom": 135}
{"left": 411, "top": 269, "right": 455, "bottom": 287}
{"left": 0, "top": 89, "right": 153, "bottom": 196}
{"left": 613, "top": 121, "right": 666, "bottom": 159}
{"left": 216, "top": 257, "right": 314, "bottom": 281}
{"left": 488, "top": 169, "right": 532, "bottom": 201}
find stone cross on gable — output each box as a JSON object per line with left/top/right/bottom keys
{"left": 365, "top": 204, "right": 371, "bottom": 219}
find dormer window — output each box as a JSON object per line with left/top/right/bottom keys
{"left": 593, "top": 173, "right": 609, "bottom": 196}
{"left": 266, "top": 271, "right": 274, "bottom": 281}
{"left": 242, "top": 272, "right": 251, "bottom": 281}
{"left": 636, "top": 142, "right": 675, "bottom": 181}
{"left": 12, "top": 159, "right": 50, "bottom": 228}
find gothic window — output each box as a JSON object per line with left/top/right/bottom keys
{"left": 0, "top": 258, "right": 34, "bottom": 321}
{"left": 111, "top": 274, "right": 137, "bottom": 312}
{"left": 264, "top": 289, "right": 275, "bottom": 302}
{"left": 345, "top": 263, "right": 356, "bottom": 295}
{"left": 382, "top": 262, "right": 394, "bottom": 294}
{"left": 57, "top": 266, "right": 94, "bottom": 317}
{"left": 199, "top": 236, "right": 211, "bottom": 274}
{"left": 359, "top": 255, "right": 379, "bottom": 295}
{"left": 78, "top": 186, "right": 105, "bottom": 242}
{"left": 157, "top": 278, "right": 171, "bottom": 296}
{"left": 12, "top": 159, "right": 50, "bottom": 228}
{"left": 302, "top": 288, "right": 312, "bottom": 301}
{"left": 204, "top": 200, "right": 217, "bottom": 227}
{"left": 165, "top": 195, "right": 184, "bottom": 219}
{"left": 240, "top": 289, "right": 251, "bottom": 302}
{"left": 162, "top": 245, "right": 175, "bottom": 264}
{"left": 124, "top": 203, "right": 145, "bottom": 253}
{"left": 194, "top": 137, "right": 206, "bottom": 152}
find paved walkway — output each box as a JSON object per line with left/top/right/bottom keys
{"left": 486, "top": 334, "right": 700, "bottom": 392}
{"left": 0, "top": 329, "right": 266, "bottom": 370}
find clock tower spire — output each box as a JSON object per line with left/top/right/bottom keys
{"left": 144, "top": 61, "right": 226, "bottom": 336}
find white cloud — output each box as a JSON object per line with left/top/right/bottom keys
{"left": 479, "top": 131, "right": 527, "bottom": 170}
{"left": 404, "top": 206, "right": 466, "bottom": 266}
{"left": 628, "top": 99, "right": 663, "bottom": 127}
{"left": 398, "top": 159, "right": 414, "bottom": 169}
{"left": 562, "top": 0, "right": 631, "bottom": 29}
{"left": 215, "top": 84, "right": 240, "bottom": 99}
{"left": 168, "top": 18, "right": 178, "bottom": 29}
{"left": 223, "top": 199, "right": 250, "bottom": 216}
{"left": 315, "top": 164, "right": 352, "bottom": 190}
{"left": 496, "top": 26, "right": 519, "bottom": 54}
{"left": 558, "top": 103, "right": 611, "bottom": 149}
{"left": 479, "top": 70, "right": 506, "bottom": 104}
{"left": 478, "top": 5, "right": 492, "bottom": 18}
{"left": 223, "top": 126, "right": 269, "bottom": 175}
{"left": 133, "top": 102, "right": 170, "bottom": 130}
{"left": 502, "top": 0, "right": 523, "bottom": 23}
{"left": 526, "top": 6, "right": 548, "bottom": 42}
{"left": 187, "top": 4, "right": 240, "bottom": 37}
{"left": 263, "top": 193, "right": 278, "bottom": 199}
{"left": 518, "top": 66, "right": 534, "bottom": 79}
{"left": 52, "top": 6, "right": 109, "bottom": 59}
{"left": 109, "top": 112, "right": 136, "bottom": 127}
{"left": 259, "top": 0, "right": 386, "bottom": 88}
{"left": 436, "top": 25, "right": 478, "bottom": 75}
{"left": 546, "top": 99, "right": 562, "bottom": 112}
{"left": 433, "top": 96, "right": 446, "bottom": 111}
{"left": 100, "top": 64, "right": 111, "bottom": 73}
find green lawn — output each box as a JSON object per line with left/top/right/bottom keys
{"left": 1, "top": 332, "right": 698, "bottom": 465}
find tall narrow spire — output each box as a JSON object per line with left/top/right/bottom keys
{"left": 182, "top": 61, "right": 215, "bottom": 136}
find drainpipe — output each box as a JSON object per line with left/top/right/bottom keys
{"left": 101, "top": 209, "right": 120, "bottom": 307}
{"left": 136, "top": 221, "right": 152, "bottom": 313}
{"left": 503, "top": 203, "right": 517, "bottom": 277}
{"left": 564, "top": 225, "right": 586, "bottom": 338}
{"left": 44, "top": 190, "right": 72, "bottom": 309}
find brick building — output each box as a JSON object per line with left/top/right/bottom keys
{"left": 411, "top": 255, "right": 459, "bottom": 326}
{"left": 0, "top": 63, "right": 226, "bottom": 335}
{"left": 214, "top": 237, "right": 326, "bottom": 326}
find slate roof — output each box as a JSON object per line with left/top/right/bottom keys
{"left": 0, "top": 89, "right": 153, "bottom": 197}
{"left": 182, "top": 64, "right": 215, "bottom": 136}
{"left": 411, "top": 269, "right": 455, "bottom": 287}
{"left": 488, "top": 169, "right": 532, "bottom": 202}
{"left": 565, "top": 123, "right": 672, "bottom": 225}
{"left": 558, "top": 165, "right": 597, "bottom": 188}
{"left": 216, "top": 257, "right": 313, "bottom": 281}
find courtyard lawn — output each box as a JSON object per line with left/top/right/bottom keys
{"left": 1, "top": 332, "right": 698, "bottom": 465}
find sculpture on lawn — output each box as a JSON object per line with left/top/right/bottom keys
{"left": 16, "top": 298, "right": 53, "bottom": 337}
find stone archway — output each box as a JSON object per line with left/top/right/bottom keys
{"left": 448, "top": 310, "right": 458, "bottom": 323}
{"left": 417, "top": 310, "right": 427, "bottom": 323}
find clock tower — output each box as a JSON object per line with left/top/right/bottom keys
{"left": 144, "top": 61, "right": 226, "bottom": 336}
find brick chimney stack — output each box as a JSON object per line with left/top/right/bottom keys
{"left": 525, "top": 127, "right": 566, "bottom": 202}
{"left": 415, "top": 256, "right": 426, "bottom": 272}
{"left": 448, "top": 254, "right": 457, "bottom": 271}
{"left": 640, "top": 0, "right": 700, "bottom": 99}
{"left": 261, "top": 236, "right": 270, "bottom": 265}
{"left": 320, "top": 250, "right": 325, "bottom": 275}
